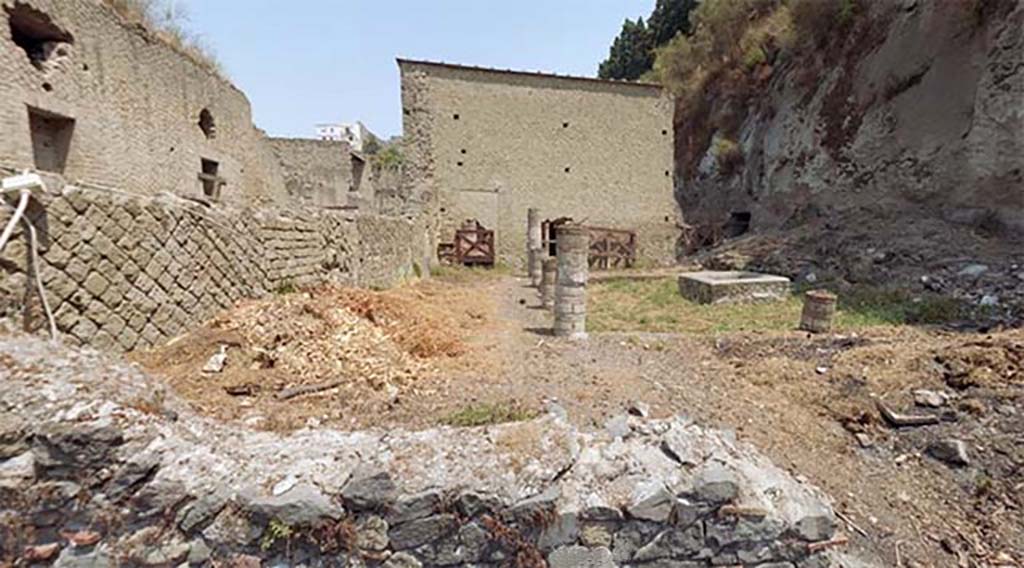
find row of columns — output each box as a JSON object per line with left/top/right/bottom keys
{"left": 527, "top": 208, "right": 587, "bottom": 340}
{"left": 528, "top": 209, "right": 840, "bottom": 339}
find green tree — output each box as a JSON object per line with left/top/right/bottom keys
{"left": 648, "top": 0, "right": 698, "bottom": 46}
{"left": 597, "top": 17, "right": 653, "bottom": 80}
{"left": 598, "top": 1, "right": 700, "bottom": 81}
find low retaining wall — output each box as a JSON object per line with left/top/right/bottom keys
{"left": 0, "top": 178, "right": 430, "bottom": 350}
{"left": 0, "top": 335, "right": 864, "bottom": 567}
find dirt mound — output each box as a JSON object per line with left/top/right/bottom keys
{"left": 334, "top": 287, "right": 466, "bottom": 359}
{"left": 935, "top": 339, "right": 1023, "bottom": 390}
{"left": 132, "top": 281, "right": 481, "bottom": 432}
{"left": 214, "top": 288, "right": 430, "bottom": 390}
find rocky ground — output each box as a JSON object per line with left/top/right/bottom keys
{"left": 1, "top": 271, "right": 1021, "bottom": 567}
{"left": 695, "top": 213, "right": 1024, "bottom": 327}
{"left": 0, "top": 329, "right": 855, "bottom": 568}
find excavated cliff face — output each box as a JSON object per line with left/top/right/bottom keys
{"left": 679, "top": 1, "right": 1022, "bottom": 280}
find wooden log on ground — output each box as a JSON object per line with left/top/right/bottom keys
{"left": 276, "top": 379, "right": 344, "bottom": 400}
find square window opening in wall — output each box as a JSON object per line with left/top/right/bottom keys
{"left": 28, "top": 106, "right": 74, "bottom": 174}
{"left": 199, "top": 158, "right": 223, "bottom": 200}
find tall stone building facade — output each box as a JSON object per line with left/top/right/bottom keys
{"left": 399, "top": 59, "right": 680, "bottom": 266}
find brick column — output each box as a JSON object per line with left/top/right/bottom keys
{"left": 799, "top": 290, "right": 837, "bottom": 333}
{"left": 527, "top": 208, "right": 542, "bottom": 286}
{"left": 553, "top": 224, "right": 588, "bottom": 339}
{"left": 539, "top": 258, "right": 557, "bottom": 310}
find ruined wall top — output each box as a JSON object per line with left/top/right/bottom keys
{"left": 0, "top": 0, "right": 288, "bottom": 207}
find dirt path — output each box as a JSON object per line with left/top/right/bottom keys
{"left": 136, "top": 272, "right": 1022, "bottom": 567}
{"left": 426, "top": 275, "right": 1022, "bottom": 568}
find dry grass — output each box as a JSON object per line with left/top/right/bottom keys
{"left": 101, "top": 0, "right": 223, "bottom": 75}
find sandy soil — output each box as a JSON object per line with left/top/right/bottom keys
{"left": 134, "top": 273, "right": 1023, "bottom": 568}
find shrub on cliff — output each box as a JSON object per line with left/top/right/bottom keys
{"left": 649, "top": 0, "right": 862, "bottom": 105}
{"left": 713, "top": 137, "right": 744, "bottom": 175}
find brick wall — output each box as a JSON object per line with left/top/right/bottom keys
{"left": 399, "top": 60, "right": 680, "bottom": 267}
{"left": 267, "top": 138, "right": 357, "bottom": 208}
{"left": 0, "top": 0, "right": 286, "bottom": 206}
{"left": 0, "top": 179, "right": 431, "bottom": 351}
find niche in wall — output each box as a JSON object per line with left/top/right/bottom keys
{"left": 350, "top": 154, "right": 366, "bottom": 193}
{"left": 199, "top": 158, "right": 222, "bottom": 200}
{"left": 28, "top": 106, "right": 74, "bottom": 174}
{"left": 198, "top": 108, "right": 216, "bottom": 139}
{"left": 725, "top": 211, "right": 752, "bottom": 238}
{"left": 6, "top": 3, "right": 73, "bottom": 70}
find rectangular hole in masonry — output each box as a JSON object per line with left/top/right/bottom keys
{"left": 199, "top": 158, "right": 221, "bottom": 200}
{"left": 28, "top": 106, "right": 74, "bottom": 174}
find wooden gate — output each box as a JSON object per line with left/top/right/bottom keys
{"left": 587, "top": 226, "right": 636, "bottom": 269}
{"left": 438, "top": 220, "right": 495, "bottom": 266}
{"left": 541, "top": 218, "right": 637, "bottom": 270}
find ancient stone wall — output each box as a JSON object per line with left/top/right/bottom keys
{"left": 0, "top": 177, "right": 430, "bottom": 351}
{"left": 0, "top": 334, "right": 863, "bottom": 567}
{"left": 0, "top": 0, "right": 287, "bottom": 207}
{"left": 267, "top": 138, "right": 356, "bottom": 208}
{"left": 399, "top": 59, "right": 680, "bottom": 267}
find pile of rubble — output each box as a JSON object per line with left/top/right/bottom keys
{"left": 0, "top": 334, "right": 870, "bottom": 567}
{"left": 702, "top": 231, "right": 1024, "bottom": 325}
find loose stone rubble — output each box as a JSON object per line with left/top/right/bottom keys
{"left": 0, "top": 334, "right": 869, "bottom": 566}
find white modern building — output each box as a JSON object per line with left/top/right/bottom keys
{"left": 315, "top": 122, "right": 371, "bottom": 152}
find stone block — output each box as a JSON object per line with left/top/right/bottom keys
{"left": 549, "top": 545, "right": 615, "bottom": 568}
{"left": 84, "top": 299, "right": 113, "bottom": 327}
{"left": 678, "top": 271, "right": 790, "bottom": 305}
{"left": 388, "top": 514, "right": 458, "bottom": 550}
{"left": 116, "top": 326, "right": 140, "bottom": 351}
{"left": 53, "top": 302, "right": 81, "bottom": 330}
{"left": 633, "top": 525, "right": 705, "bottom": 562}
{"left": 70, "top": 318, "right": 99, "bottom": 342}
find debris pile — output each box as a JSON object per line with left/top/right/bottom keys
{"left": 213, "top": 287, "right": 431, "bottom": 391}
{"left": 133, "top": 284, "right": 470, "bottom": 431}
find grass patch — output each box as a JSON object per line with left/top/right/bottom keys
{"left": 441, "top": 402, "right": 538, "bottom": 428}
{"left": 273, "top": 280, "right": 297, "bottom": 295}
{"left": 840, "top": 287, "right": 967, "bottom": 325}
{"left": 588, "top": 277, "right": 967, "bottom": 334}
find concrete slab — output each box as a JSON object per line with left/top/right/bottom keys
{"left": 677, "top": 271, "right": 791, "bottom": 304}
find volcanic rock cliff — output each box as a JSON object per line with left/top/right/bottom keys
{"left": 678, "top": 0, "right": 1022, "bottom": 299}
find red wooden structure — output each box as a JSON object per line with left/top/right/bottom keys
{"left": 438, "top": 220, "right": 496, "bottom": 266}
{"left": 541, "top": 218, "right": 637, "bottom": 270}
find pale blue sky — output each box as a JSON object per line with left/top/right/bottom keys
{"left": 181, "top": 1, "right": 654, "bottom": 139}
